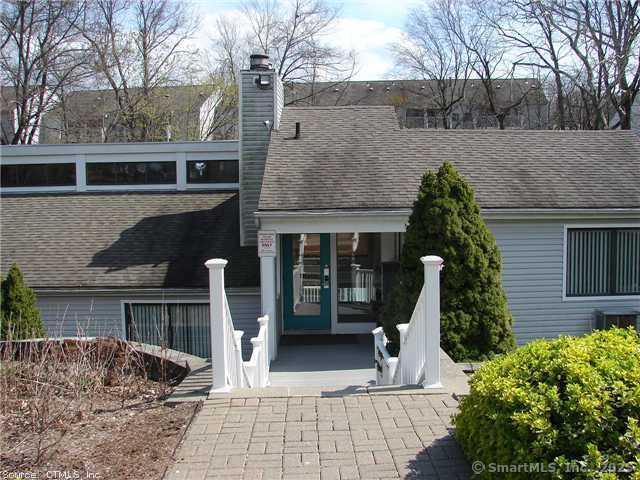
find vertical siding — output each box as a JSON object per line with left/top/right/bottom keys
{"left": 240, "top": 71, "right": 276, "bottom": 246}
{"left": 487, "top": 219, "right": 640, "bottom": 344}
{"left": 37, "top": 290, "right": 261, "bottom": 359}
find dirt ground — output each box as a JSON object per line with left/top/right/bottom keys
{"left": 1, "top": 380, "right": 198, "bottom": 480}
{"left": 0, "top": 339, "right": 200, "bottom": 480}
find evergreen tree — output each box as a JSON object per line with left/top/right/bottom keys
{"left": 1, "top": 263, "right": 45, "bottom": 340}
{"left": 382, "top": 162, "right": 515, "bottom": 361}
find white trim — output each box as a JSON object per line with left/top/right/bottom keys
{"left": 1, "top": 157, "right": 77, "bottom": 165}
{"left": 562, "top": 222, "right": 640, "bottom": 302}
{"left": 259, "top": 212, "right": 408, "bottom": 234}
{"left": 257, "top": 208, "right": 640, "bottom": 234}
{"left": 2, "top": 140, "right": 238, "bottom": 156}
{"left": 185, "top": 182, "right": 239, "bottom": 190}
{"left": 176, "top": 152, "right": 187, "bottom": 191}
{"left": 1, "top": 186, "right": 76, "bottom": 194}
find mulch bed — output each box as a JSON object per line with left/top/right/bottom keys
{"left": 0, "top": 338, "right": 200, "bottom": 480}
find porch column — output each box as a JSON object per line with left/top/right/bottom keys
{"left": 258, "top": 230, "right": 278, "bottom": 361}
{"left": 206, "top": 258, "right": 231, "bottom": 393}
{"left": 421, "top": 255, "right": 444, "bottom": 389}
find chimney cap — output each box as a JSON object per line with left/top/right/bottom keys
{"left": 250, "top": 54, "right": 271, "bottom": 70}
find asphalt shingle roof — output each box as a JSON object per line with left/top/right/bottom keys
{"left": 0, "top": 191, "right": 258, "bottom": 289}
{"left": 259, "top": 106, "right": 640, "bottom": 211}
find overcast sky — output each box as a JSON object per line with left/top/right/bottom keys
{"left": 195, "top": 0, "right": 420, "bottom": 80}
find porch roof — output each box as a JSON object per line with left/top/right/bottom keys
{"left": 0, "top": 191, "right": 259, "bottom": 289}
{"left": 259, "top": 106, "right": 640, "bottom": 212}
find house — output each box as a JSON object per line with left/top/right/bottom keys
{"left": 285, "top": 78, "right": 549, "bottom": 129}
{"left": 38, "top": 85, "right": 229, "bottom": 144}
{"left": 1, "top": 55, "right": 638, "bottom": 363}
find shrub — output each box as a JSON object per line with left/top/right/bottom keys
{"left": 1, "top": 263, "right": 45, "bottom": 340}
{"left": 382, "top": 162, "right": 515, "bottom": 361}
{"left": 454, "top": 328, "right": 640, "bottom": 479}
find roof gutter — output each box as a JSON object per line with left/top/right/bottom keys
{"left": 256, "top": 207, "right": 640, "bottom": 222}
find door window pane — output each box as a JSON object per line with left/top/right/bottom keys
{"left": 291, "top": 234, "right": 322, "bottom": 316}
{"left": 337, "top": 233, "right": 381, "bottom": 323}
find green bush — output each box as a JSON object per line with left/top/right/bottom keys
{"left": 1, "top": 263, "right": 45, "bottom": 340}
{"left": 382, "top": 161, "right": 515, "bottom": 361}
{"left": 454, "top": 328, "right": 640, "bottom": 479}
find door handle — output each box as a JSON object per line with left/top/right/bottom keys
{"left": 323, "top": 264, "right": 330, "bottom": 289}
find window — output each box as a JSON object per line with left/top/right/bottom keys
{"left": 405, "top": 109, "right": 425, "bottom": 129}
{"left": 124, "top": 302, "right": 210, "bottom": 358}
{"left": 187, "top": 160, "right": 239, "bottom": 184}
{"left": 86, "top": 161, "right": 176, "bottom": 185}
{"left": 566, "top": 228, "right": 640, "bottom": 297}
{"left": 1, "top": 163, "right": 76, "bottom": 188}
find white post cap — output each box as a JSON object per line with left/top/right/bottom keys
{"left": 420, "top": 255, "right": 444, "bottom": 265}
{"left": 205, "top": 258, "right": 229, "bottom": 269}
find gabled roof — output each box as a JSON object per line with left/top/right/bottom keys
{"left": 259, "top": 106, "right": 640, "bottom": 212}
{"left": 0, "top": 191, "right": 258, "bottom": 289}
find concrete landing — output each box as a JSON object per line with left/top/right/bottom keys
{"left": 269, "top": 335, "right": 376, "bottom": 388}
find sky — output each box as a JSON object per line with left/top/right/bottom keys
{"left": 193, "top": 0, "right": 421, "bottom": 80}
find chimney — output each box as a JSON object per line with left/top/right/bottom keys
{"left": 238, "top": 54, "right": 284, "bottom": 246}
{"left": 295, "top": 122, "right": 300, "bottom": 139}
{"left": 250, "top": 54, "right": 271, "bottom": 71}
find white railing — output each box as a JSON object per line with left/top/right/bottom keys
{"left": 206, "top": 258, "right": 271, "bottom": 392}
{"left": 224, "top": 293, "right": 250, "bottom": 387}
{"left": 393, "top": 286, "right": 426, "bottom": 384}
{"left": 372, "top": 327, "right": 398, "bottom": 385}
{"left": 302, "top": 286, "right": 321, "bottom": 303}
{"left": 244, "top": 315, "right": 270, "bottom": 388}
{"left": 372, "top": 255, "right": 443, "bottom": 389}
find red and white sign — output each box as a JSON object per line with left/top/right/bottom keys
{"left": 258, "top": 230, "right": 277, "bottom": 257}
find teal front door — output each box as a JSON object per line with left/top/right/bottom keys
{"left": 283, "top": 233, "right": 331, "bottom": 330}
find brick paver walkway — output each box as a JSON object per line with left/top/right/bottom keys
{"left": 165, "top": 393, "right": 470, "bottom": 480}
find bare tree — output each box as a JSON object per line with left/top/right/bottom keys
{"left": 78, "top": 0, "right": 199, "bottom": 141}
{"left": 439, "top": 0, "right": 537, "bottom": 130}
{"left": 548, "top": 1, "right": 640, "bottom": 130}
{"left": 241, "top": 0, "right": 355, "bottom": 83}
{"left": 0, "top": 0, "right": 89, "bottom": 144}
{"left": 486, "top": 1, "right": 570, "bottom": 129}
{"left": 393, "top": 1, "right": 472, "bottom": 128}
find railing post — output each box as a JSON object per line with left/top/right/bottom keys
{"left": 258, "top": 316, "right": 269, "bottom": 386}
{"left": 206, "top": 258, "right": 232, "bottom": 393}
{"left": 396, "top": 323, "right": 409, "bottom": 384}
{"left": 234, "top": 330, "right": 245, "bottom": 387}
{"left": 250, "top": 337, "right": 263, "bottom": 387}
{"left": 421, "top": 255, "right": 444, "bottom": 389}
{"left": 258, "top": 231, "right": 277, "bottom": 362}
{"left": 372, "top": 327, "right": 385, "bottom": 385}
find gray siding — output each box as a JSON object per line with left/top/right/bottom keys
{"left": 239, "top": 70, "right": 283, "bottom": 245}
{"left": 36, "top": 290, "right": 261, "bottom": 359}
{"left": 488, "top": 219, "right": 640, "bottom": 344}
{"left": 240, "top": 71, "right": 273, "bottom": 246}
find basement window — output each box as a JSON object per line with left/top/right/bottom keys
{"left": 565, "top": 227, "right": 640, "bottom": 297}
{"left": 86, "top": 161, "right": 176, "bottom": 185}
{"left": 187, "top": 160, "right": 239, "bottom": 184}
{"left": 1, "top": 163, "right": 76, "bottom": 188}
{"left": 124, "top": 302, "right": 210, "bottom": 358}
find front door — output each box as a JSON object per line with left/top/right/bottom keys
{"left": 282, "top": 233, "right": 331, "bottom": 330}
